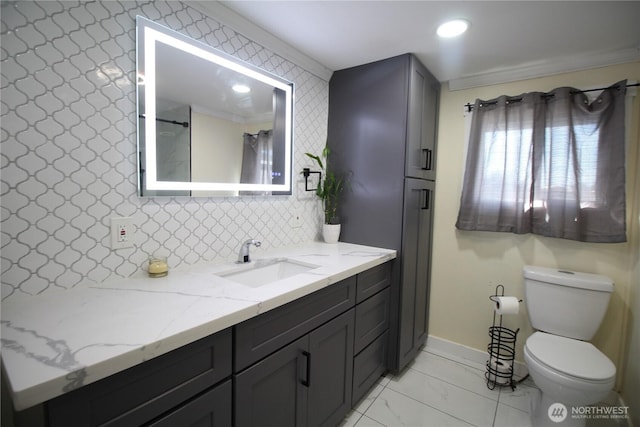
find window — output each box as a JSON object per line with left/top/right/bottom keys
{"left": 456, "top": 81, "right": 628, "bottom": 243}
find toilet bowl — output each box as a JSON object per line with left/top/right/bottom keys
{"left": 522, "top": 266, "right": 616, "bottom": 426}
{"left": 524, "top": 332, "right": 615, "bottom": 406}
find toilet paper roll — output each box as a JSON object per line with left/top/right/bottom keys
{"left": 493, "top": 296, "right": 520, "bottom": 315}
{"left": 488, "top": 357, "right": 512, "bottom": 384}
{"left": 489, "top": 357, "right": 512, "bottom": 374}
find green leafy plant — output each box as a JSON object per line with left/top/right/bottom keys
{"left": 305, "top": 146, "right": 344, "bottom": 224}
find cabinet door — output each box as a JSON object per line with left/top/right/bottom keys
{"left": 234, "top": 336, "right": 309, "bottom": 427}
{"left": 398, "top": 178, "right": 434, "bottom": 370}
{"left": 413, "top": 182, "right": 434, "bottom": 348}
{"left": 307, "top": 309, "right": 355, "bottom": 427}
{"left": 327, "top": 55, "right": 408, "bottom": 252}
{"left": 406, "top": 57, "right": 440, "bottom": 181}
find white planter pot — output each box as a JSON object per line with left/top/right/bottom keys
{"left": 322, "top": 223, "right": 341, "bottom": 244}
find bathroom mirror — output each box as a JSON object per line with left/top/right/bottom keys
{"left": 136, "top": 16, "right": 294, "bottom": 196}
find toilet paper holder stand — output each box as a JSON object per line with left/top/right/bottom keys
{"left": 486, "top": 284, "right": 521, "bottom": 391}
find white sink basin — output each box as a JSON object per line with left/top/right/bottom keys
{"left": 217, "top": 258, "right": 320, "bottom": 287}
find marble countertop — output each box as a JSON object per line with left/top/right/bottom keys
{"left": 1, "top": 242, "right": 396, "bottom": 411}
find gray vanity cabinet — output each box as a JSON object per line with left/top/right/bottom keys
{"left": 235, "top": 310, "right": 355, "bottom": 427}
{"left": 233, "top": 263, "right": 393, "bottom": 426}
{"left": 8, "top": 262, "right": 394, "bottom": 427}
{"left": 46, "top": 328, "right": 232, "bottom": 427}
{"left": 233, "top": 277, "right": 357, "bottom": 427}
{"left": 327, "top": 53, "right": 440, "bottom": 373}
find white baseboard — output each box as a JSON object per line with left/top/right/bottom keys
{"left": 425, "top": 334, "right": 529, "bottom": 380}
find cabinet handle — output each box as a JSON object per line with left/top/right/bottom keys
{"left": 422, "top": 148, "right": 433, "bottom": 171}
{"left": 421, "top": 189, "right": 431, "bottom": 210}
{"left": 301, "top": 351, "right": 311, "bottom": 387}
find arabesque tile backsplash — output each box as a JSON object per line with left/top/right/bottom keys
{"left": 1, "top": 1, "right": 328, "bottom": 301}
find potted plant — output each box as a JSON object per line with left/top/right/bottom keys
{"left": 305, "top": 146, "right": 345, "bottom": 243}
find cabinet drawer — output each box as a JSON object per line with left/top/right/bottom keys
{"left": 354, "top": 288, "right": 390, "bottom": 354}
{"left": 147, "top": 380, "right": 232, "bottom": 427}
{"left": 47, "top": 328, "right": 232, "bottom": 427}
{"left": 234, "top": 276, "right": 356, "bottom": 372}
{"left": 352, "top": 331, "right": 388, "bottom": 406}
{"left": 356, "top": 262, "right": 391, "bottom": 303}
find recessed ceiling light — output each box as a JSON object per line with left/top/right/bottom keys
{"left": 232, "top": 84, "right": 251, "bottom": 93}
{"left": 437, "top": 19, "right": 469, "bottom": 38}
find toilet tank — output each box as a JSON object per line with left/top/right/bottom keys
{"left": 523, "top": 266, "right": 614, "bottom": 340}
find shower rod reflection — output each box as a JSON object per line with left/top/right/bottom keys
{"left": 138, "top": 114, "right": 189, "bottom": 128}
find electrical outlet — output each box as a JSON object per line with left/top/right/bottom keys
{"left": 110, "top": 217, "right": 134, "bottom": 249}
{"left": 289, "top": 208, "right": 303, "bottom": 228}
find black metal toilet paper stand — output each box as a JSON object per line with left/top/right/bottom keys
{"left": 486, "top": 285, "right": 519, "bottom": 391}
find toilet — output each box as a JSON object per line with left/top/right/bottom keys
{"left": 522, "top": 266, "right": 616, "bottom": 426}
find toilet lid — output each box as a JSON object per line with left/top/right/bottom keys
{"left": 526, "top": 332, "right": 616, "bottom": 381}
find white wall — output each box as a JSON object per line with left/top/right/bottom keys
{"left": 191, "top": 112, "right": 243, "bottom": 186}
{"left": 430, "top": 62, "right": 640, "bottom": 392}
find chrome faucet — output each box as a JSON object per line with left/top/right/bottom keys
{"left": 237, "top": 239, "right": 261, "bottom": 263}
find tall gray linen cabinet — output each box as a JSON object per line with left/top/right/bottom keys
{"left": 327, "top": 53, "right": 440, "bottom": 373}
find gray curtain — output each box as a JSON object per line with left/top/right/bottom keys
{"left": 456, "top": 80, "right": 627, "bottom": 243}
{"left": 240, "top": 130, "right": 273, "bottom": 195}
{"left": 240, "top": 130, "right": 273, "bottom": 184}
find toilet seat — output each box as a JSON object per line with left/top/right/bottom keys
{"left": 525, "top": 332, "right": 615, "bottom": 382}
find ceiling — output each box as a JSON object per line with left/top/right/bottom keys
{"left": 195, "top": 1, "right": 640, "bottom": 90}
{"left": 153, "top": 41, "right": 277, "bottom": 122}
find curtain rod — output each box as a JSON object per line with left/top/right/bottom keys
{"left": 138, "top": 114, "right": 189, "bottom": 127}
{"left": 243, "top": 130, "right": 272, "bottom": 137}
{"left": 464, "top": 82, "right": 639, "bottom": 112}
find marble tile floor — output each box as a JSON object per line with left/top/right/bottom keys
{"left": 341, "top": 346, "right": 627, "bottom": 427}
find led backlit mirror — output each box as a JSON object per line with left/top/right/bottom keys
{"left": 136, "top": 16, "right": 294, "bottom": 196}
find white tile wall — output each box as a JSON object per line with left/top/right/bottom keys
{"left": 1, "top": 1, "right": 328, "bottom": 301}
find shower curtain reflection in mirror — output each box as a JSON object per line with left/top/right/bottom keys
{"left": 240, "top": 130, "right": 273, "bottom": 195}
{"left": 239, "top": 89, "right": 287, "bottom": 195}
